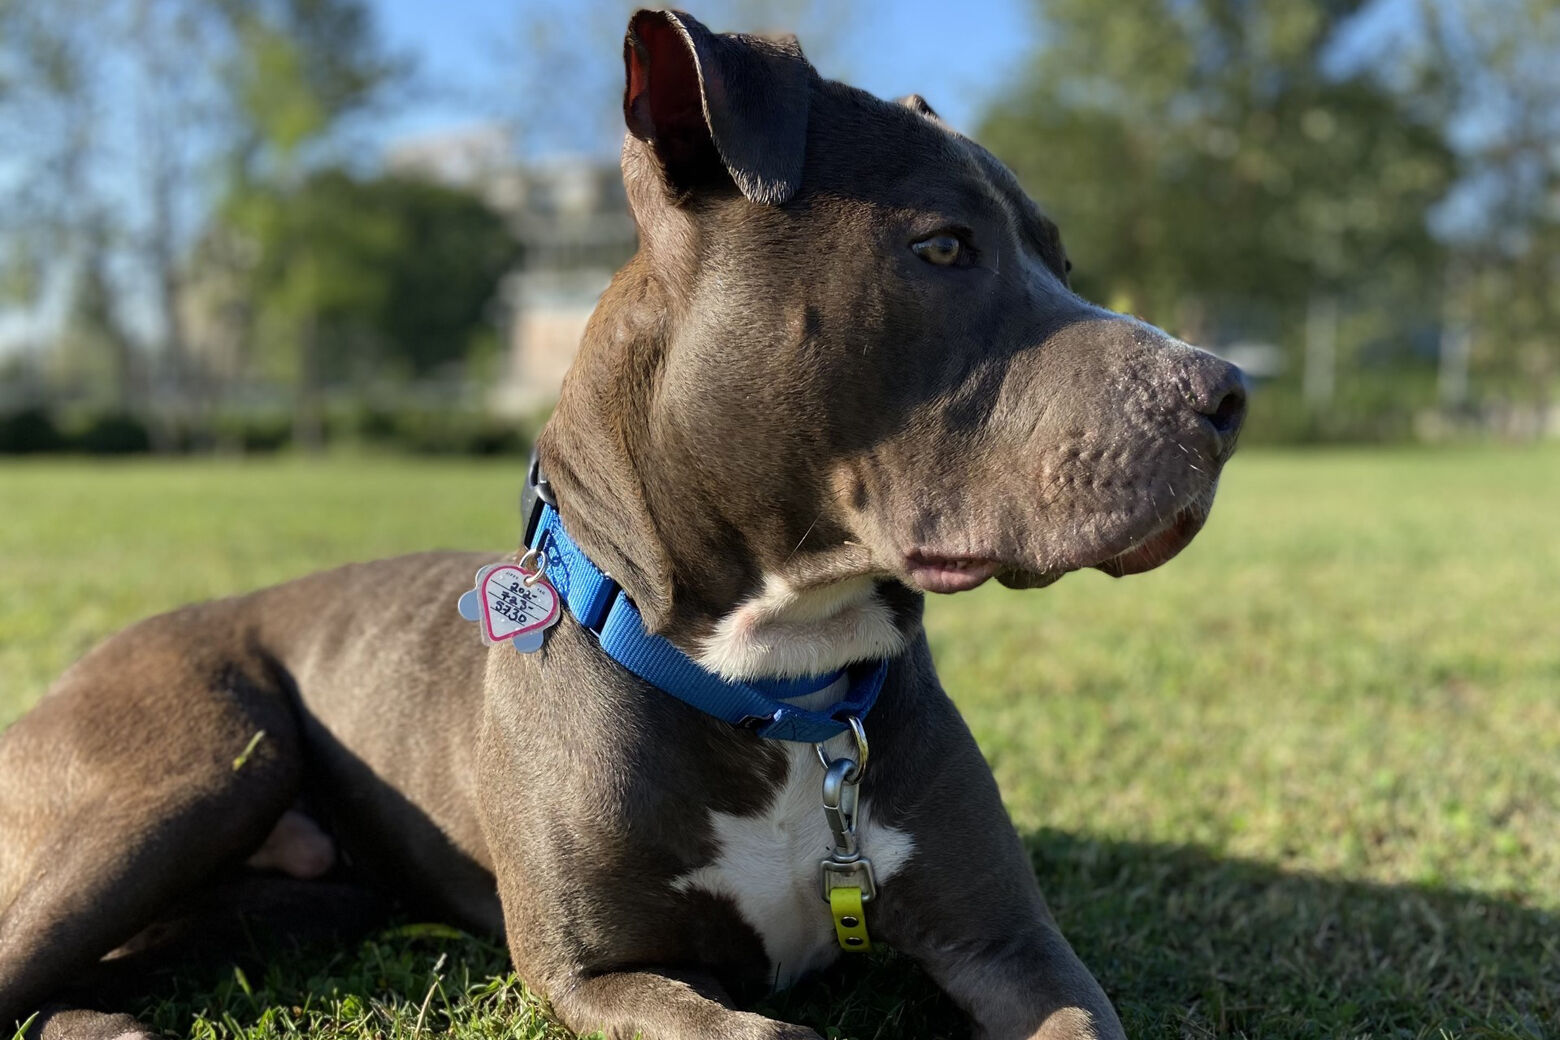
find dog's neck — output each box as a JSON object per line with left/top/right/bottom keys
{"left": 693, "top": 572, "right": 907, "bottom": 680}
{"left": 536, "top": 257, "right": 910, "bottom": 681}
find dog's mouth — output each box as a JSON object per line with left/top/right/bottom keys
{"left": 905, "top": 502, "right": 1210, "bottom": 594}
{"left": 1089, "top": 502, "right": 1209, "bottom": 578}
{"left": 903, "top": 552, "right": 1005, "bottom": 595}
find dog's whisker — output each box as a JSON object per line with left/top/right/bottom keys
{"left": 783, "top": 512, "right": 824, "bottom": 566}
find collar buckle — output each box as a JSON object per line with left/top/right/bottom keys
{"left": 520, "top": 448, "right": 556, "bottom": 546}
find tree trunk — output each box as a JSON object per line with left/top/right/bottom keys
{"left": 1437, "top": 260, "right": 1471, "bottom": 412}
{"left": 1303, "top": 293, "right": 1338, "bottom": 408}
{"left": 294, "top": 315, "right": 325, "bottom": 452}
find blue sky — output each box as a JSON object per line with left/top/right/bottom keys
{"left": 0, "top": 1, "right": 1039, "bottom": 350}
{"left": 373, "top": 0, "right": 1039, "bottom": 152}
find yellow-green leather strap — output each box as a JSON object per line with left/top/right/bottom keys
{"left": 829, "top": 886, "right": 871, "bottom": 952}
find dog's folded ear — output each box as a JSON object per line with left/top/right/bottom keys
{"left": 623, "top": 8, "right": 810, "bottom": 205}
{"left": 897, "top": 93, "right": 944, "bottom": 122}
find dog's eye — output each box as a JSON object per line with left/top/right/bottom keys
{"left": 911, "top": 233, "right": 964, "bottom": 266}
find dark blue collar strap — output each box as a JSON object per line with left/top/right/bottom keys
{"left": 528, "top": 501, "right": 887, "bottom": 743}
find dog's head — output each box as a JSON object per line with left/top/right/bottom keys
{"left": 541, "top": 10, "right": 1246, "bottom": 675}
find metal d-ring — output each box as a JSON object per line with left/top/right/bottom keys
{"left": 814, "top": 714, "right": 869, "bottom": 782}
{"left": 518, "top": 548, "right": 548, "bottom": 586}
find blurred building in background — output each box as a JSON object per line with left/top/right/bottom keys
{"left": 387, "top": 127, "right": 637, "bottom": 415}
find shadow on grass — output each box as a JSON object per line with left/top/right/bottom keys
{"left": 104, "top": 833, "right": 1556, "bottom": 1040}
{"left": 1017, "top": 829, "right": 1557, "bottom": 1040}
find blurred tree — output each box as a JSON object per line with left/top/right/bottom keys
{"left": 210, "top": 0, "right": 405, "bottom": 448}
{"left": 127, "top": 0, "right": 226, "bottom": 437}
{"left": 1414, "top": 0, "right": 1560, "bottom": 427}
{"left": 0, "top": 0, "right": 227, "bottom": 433}
{"left": 0, "top": 0, "right": 415, "bottom": 447}
{"left": 224, "top": 169, "right": 517, "bottom": 444}
{"left": 0, "top": 0, "right": 111, "bottom": 352}
{"left": 54, "top": 219, "right": 139, "bottom": 412}
{"left": 215, "top": 0, "right": 400, "bottom": 173}
{"left": 979, "top": 0, "right": 1455, "bottom": 406}
{"left": 371, "top": 176, "right": 521, "bottom": 379}
{"left": 230, "top": 170, "right": 399, "bottom": 446}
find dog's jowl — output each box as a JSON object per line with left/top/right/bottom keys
{"left": 0, "top": 9, "right": 1244, "bottom": 1040}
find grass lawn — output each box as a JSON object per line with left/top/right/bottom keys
{"left": 2, "top": 447, "right": 1557, "bottom": 1039}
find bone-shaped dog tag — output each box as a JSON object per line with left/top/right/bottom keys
{"left": 457, "top": 563, "right": 560, "bottom": 653}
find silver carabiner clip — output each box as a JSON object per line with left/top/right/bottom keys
{"left": 821, "top": 757, "right": 861, "bottom": 860}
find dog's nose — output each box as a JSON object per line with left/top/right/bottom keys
{"left": 1186, "top": 355, "right": 1248, "bottom": 450}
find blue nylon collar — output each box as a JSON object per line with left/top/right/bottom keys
{"left": 526, "top": 500, "right": 887, "bottom": 743}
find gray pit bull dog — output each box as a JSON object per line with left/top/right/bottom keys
{"left": 0, "top": 10, "right": 1246, "bottom": 1040}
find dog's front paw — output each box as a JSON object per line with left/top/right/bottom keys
{"left": 1027, "top": 1006, "right": 1123, "bottom": 1040}
{"left": 727, "top": 1011, "right": 824, "bottom": 1040}
{"left": 23, "top": 1008, "right": 165, "bottom": 1040}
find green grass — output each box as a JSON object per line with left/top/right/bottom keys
{"left": 2, "top": 448, "right": 1558, "bottom": 1039}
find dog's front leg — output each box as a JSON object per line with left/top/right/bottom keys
{"left": 873, "top": 736, "right": 1126, "bottom": 1039}
{"left": 545, "top": 968, "right": 821, "bottom": 1040}
{"left": 884, "top": 859, "right": 1125, "bottom": 1039}
{"left": 476, "top": 666, "right": 822, "bottom": 1040}
{"left": 906, "top": 928, "right": 1125, "bottom": 1040}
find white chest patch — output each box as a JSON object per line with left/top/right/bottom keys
{"left": 695, "top": 573, "right": 905, "bottom": 681}
{"left": 672, "top": 725, "right": 916, "bottom": 989}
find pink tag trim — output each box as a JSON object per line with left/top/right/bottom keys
{"left": 478, "top": 564, "right": 561, "bottom": 644}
